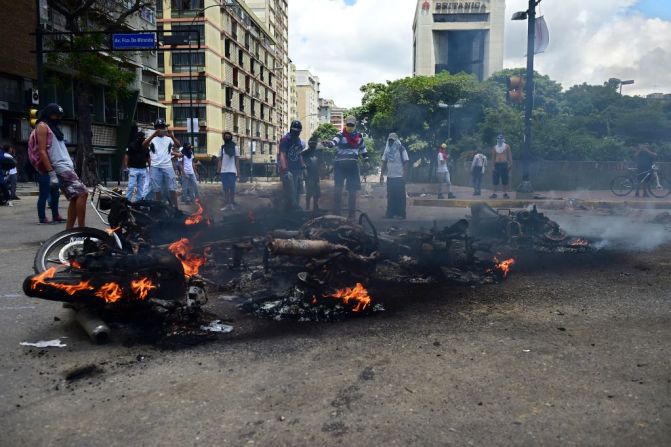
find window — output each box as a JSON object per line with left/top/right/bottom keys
{"left": 174, "top": 132, "right": 207, "bottom": 152}
{"left": 171, "top": 24, "right": 204, "bottom": 44}
{"left": 233, "top": 67, "right": 239, "bottom": 87}
{"left": 172, "top": 79, "right": 206, "bottom": 99}
{"left": 245, "top": 32, "right": 250, "bottom": 49}
{"left": 171, "top": 0, "right": 204, "bottom": 10}
{"left": 238, "top": 49, "right": 244, "bottom": 67}
{"left": 232, "top": 21, "right": 238, "bottom": 39}
{"left": 245, "top": 75, "right": 250, "bottom": 93}
{"left": 158, "top": 79, "right": 165, "bottom": 100}
{"left": 172, "top": 106, "right": 206, "bottom": 125}
{"left": 225, "top": 87, "right": 234, "bottom": 107}
{"left": 157, "top": 52, "right": 164, "bottom": 71}
{"left": 239, "top": 94, "right": 245, "bottom": 112}
{"left": 225, "top": 39, "right": 231, "bottom": 58}
{"left": 172, "top": 52, "right": 205, "bottom": 72}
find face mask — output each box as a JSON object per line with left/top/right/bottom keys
{"left": 224, "top": 136, "right": 232, "bottom": 142}
{"left": 158, "top": 129, "right": 167, "bottom": 136}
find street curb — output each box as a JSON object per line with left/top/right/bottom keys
{"left": 412, "top": 198, "right": 671, "bottom": 210}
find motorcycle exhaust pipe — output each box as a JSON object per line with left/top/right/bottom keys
{"left": 75, "top": 308, "right": 110, "bottom": 344}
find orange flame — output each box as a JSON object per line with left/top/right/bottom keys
{"left": 105, "top": 227, "right": 120, "bottom": 236}
{"left": 185, "top": 199, "right": 208, "bottom": 226}
{"left": 131, "top": 277, "right": 156, "bottom": 300}
{"left": 70, "top": 261, "right": 81, "bottom": 269}
{"left": 168, "top": 238, "right": 209, "bottom": 277}
{"left": 96, "top": 282, "right": 124, "bottom": 303}
{"left": 329, "top": 283, "right": 372, "bottom": 312}
{"left": 494, "top": 257, "right": 516, "bottom": 279}
{"left": 31, "top": 267, "right": 94, "bottom": 296}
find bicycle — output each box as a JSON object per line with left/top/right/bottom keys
{"left": 610, "top": 164, "right": 671, "bottom": 198}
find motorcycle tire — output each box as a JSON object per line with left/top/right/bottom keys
{"left": 34, "top": 227, "right": 116, "bottom": 274}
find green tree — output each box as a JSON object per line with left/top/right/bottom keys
{"left": 311, "top": 123, "right": 339, "bottom": 142}
{"left": 44, "top": 0, "right": 153, "bottom": 185}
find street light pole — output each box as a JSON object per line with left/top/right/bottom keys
{"left": 35, "top": 0, "right": 44, "bottom": 108}
{"left": 517, "top": 0, "right": 538, "bottom": 196}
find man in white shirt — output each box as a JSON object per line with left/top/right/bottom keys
{"left": 142, "top": 119, "right": 182, "bottom": 208}
{"left": 381, "top": 133, "right": 409, "bottom": 219}
{"left": 437, "top": 143, "right": 456, "bottom": 199}
{"left": 217, "top": 131, "right": 240, "bottom": 211}
{"left": 471, "top": 149, "right": 487, "bottom": 196}
{"left": 180, "top": 143, "right": 200, "bottom": 204}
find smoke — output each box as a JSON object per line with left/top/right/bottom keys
{"left": 551, "top": 213, "right": 671, "bottom": 251}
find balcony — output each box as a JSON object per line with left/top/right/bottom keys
{"left": 140, "top": 81, "right": 158, "bottom": 100}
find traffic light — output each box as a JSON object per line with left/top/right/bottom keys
{"left": 507, "top": 75, "right": 525, "bottom": 104}
{"left": 29, "top": 108, "right": 39, "bottom": 128}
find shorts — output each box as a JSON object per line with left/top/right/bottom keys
{"left": 492, "top": 163, "right": 509, "bottom": 186}
{"left": 334, "top": 159, "right": 361, "bottom": 192}
{"left": 56, "top": 170, "right": 88, "bottom": 200}
{"left": 437, "top": 170, "right": 451, "bottom": 184}
{"left": 221, "top": 172, "right": 237, "bottom": 192}
{"left": 150, "top": 166, "right": 177, "bottom": 193}
{"left": 306, "top": 177, "right": 320, "bottom": 198}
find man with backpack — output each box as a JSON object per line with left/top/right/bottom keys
{"left": 30, "top": 103, "right": 88, "bottom": 229}
{"left": 143, "top": 119, "right": 182, "bottom": 208}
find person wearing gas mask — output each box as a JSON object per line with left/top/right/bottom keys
{"left": 329, "top": 115, "right": 369, "bottom": 220}
{"left": 278, "top": 120, "right": 306, "bottom": 211}
{"left": 33, "top": 103, "right": 88, "bottom": 229}
{"left": 217, "top": 131, "right": 240, "bottom": 211}
{"left": 143, "top": 118, "right": 182, "bottom": 208}
{"left": 491, "top": 133, "right": 512, "bottom": 199}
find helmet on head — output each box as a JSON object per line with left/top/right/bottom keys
{"left": 154, "top": 118, "right": 167, "bottom": 129}
{"left": 290, "top": 120, "right": 302, "bottom": 133}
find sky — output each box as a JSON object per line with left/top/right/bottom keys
{"left": 288, "top": 0, "right": 671, "bottom": 108}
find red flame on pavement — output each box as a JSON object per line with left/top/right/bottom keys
{"left": 185, "top": 199, "right": 206, "bottom": 226}
{"left": 168, "top": 238, "right": 209, "bottom": 277}
{"left": 494, "top": 257, "right": 516, "bottom": 279}
{"left": 329, "top": 283, "right": 372, "bottom": 312}
{"left": 130, "top": 277, "right": 156, "bottom": 300}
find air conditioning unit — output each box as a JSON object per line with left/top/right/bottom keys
{"left": 199, "top": 121, "right": 207, "bottom": 128}
{"left": 172, "top": 94, "right": 181, "bottom": 101}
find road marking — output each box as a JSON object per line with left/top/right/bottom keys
{"left": 0, "top": 306, "right": 36, "bottom": 310}
{"left": 0, "top": 294, "right": 22, "bottom": 298}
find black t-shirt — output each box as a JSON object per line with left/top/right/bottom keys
{"left": 126, "top": 141, "right": 149, "bottom": 169}
{"left": 636, "top": 151, "right": 654, "bottom": 171}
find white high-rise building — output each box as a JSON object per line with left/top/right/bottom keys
{"left": 413, "top": 0, "right": 505, "bottom": 80}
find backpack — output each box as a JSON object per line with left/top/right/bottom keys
{"left": 27, "top": 124, "right": 52, "bottom": 174}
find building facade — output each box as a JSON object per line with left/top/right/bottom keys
{"left": 413, "top": 0, "right": 505, "bottom": 80}
{"left": 158, "top": 0, "right": 283, "bottom": 165}
{"left": 318, "top": 98, "right": 346, "bottom": 130}
{"left": 288, "top": 61, "right": 298, "bottom": 123}
{"left": 295, "top": 70, "right": 320, "bottom": 139}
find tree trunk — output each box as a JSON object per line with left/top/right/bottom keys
{"left": 75, "top": 81, "right": 98, "bottom": 186}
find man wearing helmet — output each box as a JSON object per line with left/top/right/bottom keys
{"left": 143, "top": 118, "right": 182, "bottom": 208}
{"left": 278, "top": 120, "right": 306, "bottom": 210}
{"left": 330, "top": 115, "right": 369, "bottom": 220}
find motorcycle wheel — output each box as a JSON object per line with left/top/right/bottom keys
{"left": 34, "top": 227, "right": 115, "bottom": 273}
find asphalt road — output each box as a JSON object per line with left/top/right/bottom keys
{"left": 1, "top": 186, "right": 670, "bottom": 446}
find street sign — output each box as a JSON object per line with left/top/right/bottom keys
{"left": 112, "top": 33, "right": 156, "bottom": 50}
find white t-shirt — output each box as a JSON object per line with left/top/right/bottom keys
{"left": 437, "top": 152, "right": 449, "bottom": 173}
{"left": 4, "top": 153, "right": 17, "bottom": 175}
{"left": 149, "top": 136, "right": 175, "bottom": 169}
{"left": 182, "top": 154, "right": 195, "bottom": 175}
{"left": 382, "top": 143, "right": 409, "bottom": 178}
{"left": 220, "top": 144, "right": 240, "bottom": 174}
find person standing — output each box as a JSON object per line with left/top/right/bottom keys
{"left": 278, "top": 121, "right": 306, "bottom": 210}
{"left": 381, "top": 133, "right": 409, "bottom": 219}
{"left": 471, "top": 149, "right": 487, "bottom": 196}
{"left": 302, "top": 135, "right": 323, "bottom": 211}
{"left": 180, "top": 143, "right": 200, "bottom": 204}
{"left": 124, "top": 130, "right": 149, "bottom": 202}
{"left": 0, "top": 146, "right": 15, "bottom": 206}
{"left": 32, "top": 103, "right": 88, "bottom": 229}
{"left": 437, "top": 143, "right": 456, "bottom": 199}
{"left": 490, "top": 134, "right": 512, "bottom": 199}
{"left": 218, "top": 131, "right": 240, "bottom": 211}
{"left": 143, "top": 118, "right": 182, "bottom": 208}
{"left": 330, "top": 116, "right": 369, "bottom": 220}
{"left": 634, "top": 144, "right": 657, "bottom": 198}
{"left": 4, "top": 145, "right": 19, "bottom": 200}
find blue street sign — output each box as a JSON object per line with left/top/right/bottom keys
{"left": 112, "top": 33, "right": 156, "bottom": 50}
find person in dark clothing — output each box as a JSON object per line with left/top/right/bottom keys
{"left": 302, "top": 135, "right": 323, "bottom": 211}
{"left": 634, "top": 144, "right": 657, "bottom": 198}
{"left": 0, "top": 146, "right": 15, "bottom": 206}
{"left": 124, "top": 130, "right": 149, "bottom": 202}
{"left": 278, "top": 120, "right": 306, "bottom": 210}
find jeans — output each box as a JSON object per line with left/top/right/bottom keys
{"left": 181, "top": 173, "right": 199, "bottom": 202}
{"left": 126, "top": 167, "right": 147, "bottom": 202}
{"left": 9, "top": 173, "right": 17, "bottom": 198}
{"left": 37, "top": 173, "right": 60, "bottom": 220}
{"left": 282, "top": 171, "right": 302, "bottom": 209}
{"left": 386, "top": 177, "right": 406, "bottom": 218}
{"left": 150, "top": 166, "right": 177, "bottom": 197}
{"left": 472, "top": 168, "right": 483, "bottom": 194}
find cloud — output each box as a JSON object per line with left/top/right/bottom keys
{"left": 289, "top": 0, "right": 671, "bottom": 107}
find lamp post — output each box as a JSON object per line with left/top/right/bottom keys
{"left": 512, "top": 0, "right": 541, "bottom": 197}
{"left": 437, "top": 101, "right": 464, "bottom": 143}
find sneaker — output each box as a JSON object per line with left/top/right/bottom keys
{"left": 503, "top": 193, "right": 510, "bottom": 199}
{"left": 39, "top": 218, "right": 52, "bottom": 224}
{"left": 7, "top": 201, "right": 13, "bottom": 207}
{"left": 11, "top": 196, "right": 20, "bottom": 200}
{"left": 448, "top": 193, "right": 456, "bottom": 199}
{"left": 490, "top": 193, "right": 498, "bottom": 199}
{"left": 53, "top": 216, "right": 67, "bottom": 223}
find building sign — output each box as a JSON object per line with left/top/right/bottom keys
{"left": 434, "top": 1, "right": 489, "bottom": 13}
{"left": 112, "top": 33, "right": 157, "bottom": 50}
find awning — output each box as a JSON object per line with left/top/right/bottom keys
{"left": 142, "top": 66, "right": 164, "bottom": 76}
{"left": 93, "top": 146, "right": 119, "bottom": 155}
{"left": 138, "top": 96, "right": 167, "bottom": 109}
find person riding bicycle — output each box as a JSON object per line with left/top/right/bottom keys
{"left": 634, "top": 144, "right": 657, "bottom": 198}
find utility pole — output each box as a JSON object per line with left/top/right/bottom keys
{"left": 35, "top": 0, "right": 44, "bottom": 108}
{"left": 517, "top": 0, "right": 538, "bottom": 197}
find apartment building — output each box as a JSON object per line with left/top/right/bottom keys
{"left": 288, "top": 61, "right": 298, "bottom": 122}
{"left": 158, "top": 0, "right": 281, "bottom": 163}
{"left": 318, "top": 98, "right": 346, "bottom": 130}
{"left": 295, "top": 70, "right": 320, "bottom": 139}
